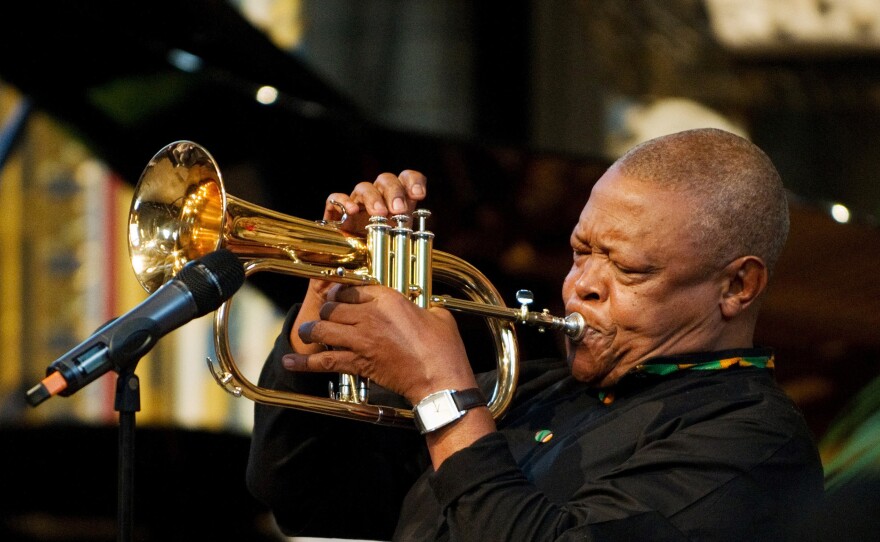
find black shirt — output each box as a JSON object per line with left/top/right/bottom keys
{"left": 247, "top": 308, "right": 824, "bottom": 541}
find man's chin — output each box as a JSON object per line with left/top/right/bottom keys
{"left": 567, "top": 342, "right": 630, "bottom": 387}
{"left": 567, "top": 353, "right": 609, "bottom": 386}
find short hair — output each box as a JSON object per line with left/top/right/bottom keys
{"left": 614, "top": 128, "right": 789, "bottom": 274}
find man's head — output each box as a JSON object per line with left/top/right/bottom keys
{"left": 562, "top": 128, "right": 789, "bottom": 386}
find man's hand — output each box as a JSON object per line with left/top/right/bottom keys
{"left": 284, "top": 284, "right": 476, "bottom": 406}
{"left": 290, "top": 170, "right": 427, "bottom": 354}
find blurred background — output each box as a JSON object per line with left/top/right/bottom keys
{"left": 1, "top": 0, "right": 880, "bottom": 540}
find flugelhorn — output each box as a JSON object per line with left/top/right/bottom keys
{"left": 128, "top": 141, "right": 584, "bottom": 428}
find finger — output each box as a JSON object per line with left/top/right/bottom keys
{"left": 398, "top": 170, "right": 427, "bottom": 205}
{"left": 318, "top": 300, "right": 363, "bottom": 324}
{"left": 323, "top": 193, "right": 361, "bottom": 221}
{"left": 297, "top": 318, "right": 359, "bottom": 350}
{"left": 350, "top": 180, "right": 392, "bottom": 216}
{"left": 296, "top": 320, "right": 319, "bottom": 345}
{"left": 282, "top": 350, "right": 362, "bottom": 375}
{"left": 324, "top": 283, "right": 346, "bottom": 302}
{"left": 372, "top": 172, "right": 410, "bottom": 215}
{"left": 327, "top": 285, "right": 376, "bottom": 304}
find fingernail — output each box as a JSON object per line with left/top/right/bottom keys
{"left": 298, "top": 321, "right": 316, "bottom": 344}
{"left": 411, "top": 184, "right": 425, "bottom": 197}
{"left": 392, "top": 197, "right": 406, "bottom": 213}
{"left": 282, "top": 353, "right": 307, "bottom": 370}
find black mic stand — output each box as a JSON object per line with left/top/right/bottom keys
{"left": 115, "top": 364, "right": 141, "bottom": 542}
{"left": 24, "top": 249, "right": 245, "bottom": 541}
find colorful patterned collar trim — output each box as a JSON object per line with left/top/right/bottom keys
{"left": 596, "top": 353, "right": 774, "bottom": 405}
{"left": 632, "top": 354, "right": 775, "bottom": 376}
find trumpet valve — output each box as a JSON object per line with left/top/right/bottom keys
{"left": 413, "top": 209, "right": 432, "bottom": 231}
{"left": 392, "top": 214, "right": 411, "bottom": 228}
{"left": 516, "top": 289, "right": 534, "bottom": 324}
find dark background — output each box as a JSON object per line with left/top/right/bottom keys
{"left": 2, "top": 1, "right": 880, "bottom": 539}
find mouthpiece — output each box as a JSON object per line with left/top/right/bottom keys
{"left": 562, "top": 312, "right": 586, "bottom": 342}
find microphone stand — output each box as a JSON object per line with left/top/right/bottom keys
{"left": 24, "top": 249, "right": 244, "bottom": 541}
{"left": 114, "top": 364, "right": 141, "bottom": 542}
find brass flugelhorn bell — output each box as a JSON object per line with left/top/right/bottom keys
{"left": 128, "top": 141, "right": 584, "bottom": 428}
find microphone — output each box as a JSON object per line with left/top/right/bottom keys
{"left": 25, "top": 249, "right": 245, "bottom": 407}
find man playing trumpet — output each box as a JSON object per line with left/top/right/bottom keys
{"left": 247, "top": 128, "right": 824, "bottom": 541}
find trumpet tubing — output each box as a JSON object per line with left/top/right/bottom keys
{"left": 128, "top": 141, "right": 583, "bottom": 428}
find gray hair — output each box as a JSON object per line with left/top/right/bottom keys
{"left": 614, "top": 128, "right": 789, "bottom": 274}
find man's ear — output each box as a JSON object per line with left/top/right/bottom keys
{"left": 720, "top": 256, "right": 768, "bottom": 319}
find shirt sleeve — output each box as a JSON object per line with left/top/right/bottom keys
{"left": 245, "top": 305, "right": 429, "bottom": 541}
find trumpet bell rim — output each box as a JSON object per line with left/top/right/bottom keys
{"left": 129, "top": 141, "right": 227, "bottom": 293}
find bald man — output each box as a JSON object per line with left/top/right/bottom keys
{"left": 248, "top": 128, "right": 824, "bottom": 541}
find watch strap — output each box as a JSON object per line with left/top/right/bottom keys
{"left": 451, "top": 387, "right": 487, "bottom": 412}
{"left": 413, "top": 387, "right": 487, "bottom": 434}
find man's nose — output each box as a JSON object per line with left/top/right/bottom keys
{"left": 574, "top": 259, "right": 605, "bottom": 301}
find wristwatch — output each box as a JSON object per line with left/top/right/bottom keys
{"left": 412, "top": 388, "right": 487, "bottom": 434}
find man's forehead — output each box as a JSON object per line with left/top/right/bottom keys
{"left": 577, "top": 174, "right": 701, "bottom": 246}
{"left": 588, "top": 169, "right": 701, "bottom": 211}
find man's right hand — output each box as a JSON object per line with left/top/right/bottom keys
{"left": 290, "top": 170, "right": 428, "bottom": 353}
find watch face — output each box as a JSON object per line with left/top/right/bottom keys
{"left": 415, "top": 390, "right": 461, "bottom": 433}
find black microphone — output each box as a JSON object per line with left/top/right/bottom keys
{"left": 25, "top": 249, "right": 245, "bottom": 407}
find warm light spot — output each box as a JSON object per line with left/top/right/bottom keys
{"left": 830, "top": 203, "right": 850, "bottom": 224}
{"left": 256, "top": 85, "right": 279, "bottom": 105}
